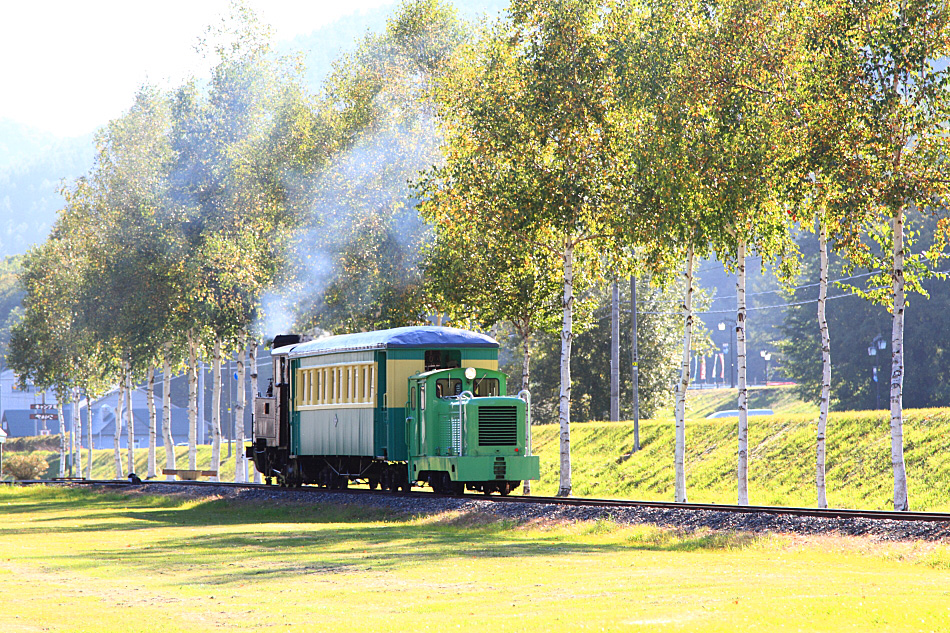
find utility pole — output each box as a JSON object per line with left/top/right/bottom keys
{"left": 198, "top": 360, "right": 205, "bottom": 445}
{"left": 610, "top": 281, "right": 620, "bottom": 421}
{"left": 630, "top": 276, "right": 640, "bottom": 451}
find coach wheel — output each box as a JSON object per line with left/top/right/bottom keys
{"left": 318, "top": 465, "right": 333, "bottom": 488}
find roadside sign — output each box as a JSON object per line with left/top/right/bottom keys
{"left": 30, "top": 413, "right": 58, "bottom": 421}
{"left": 30, "top": 403, "right": 55, "bottom": 410}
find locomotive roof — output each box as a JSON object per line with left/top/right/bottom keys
{"left": 278, "top": 326, "right": 498, "bottom": 358}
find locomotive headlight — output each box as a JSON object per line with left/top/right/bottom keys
{"left": 464, "top": 367, "right": 477, "bottom": 380}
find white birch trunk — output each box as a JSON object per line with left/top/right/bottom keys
{"left": 557, "top": 239, "right": 574, "bottom": 497}
{"left": 520, "top": 330, "right": 532, "bottom": 495}
{"left": 73, "top": 388, "right": 82, "bottom": 478}
{"left": 114, "top": 379, "right": 125, "bottom": 479}
{"left": 674, "top": 245, "right": 695, "bottom": 503}
{"left": 890, "top": 208, "right": 909, "bottom": 511}
{"left": 249, "top": 338, "right": 260, "bottom": 483}
{"left": 57, "top": 400, "right": 66, "bottom": 478}
{"left": 187, "top": 331, "right": 198, "bottom": 471}
{"left": 817, "top": 223, "right": 831, "bottom": 508}
{"left": 211, "top": 339, "right": 222, "bottom": 482}
{"left": 125, "top": 365, "right": 134, "bottom": 476}
{"left": 162, "top": 347, "right": 175, "bottom": 480}
{"left": 737, "top": 240, "right": 749, "bottom": 506}
{"left": 610, "top": 280, "right": 620, "bottom": 422}
{"left": 234, "top": 339, "right": 247, "bottom": 483}
{"left": 84, "top": 392, "right": 92, "bottom": 479}
{"left": 521, "top": 333, "right": 531, "bottom": 393}
{"left": 147, "top": 366, "right": 156, "bottom": 479}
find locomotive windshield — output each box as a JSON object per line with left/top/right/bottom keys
{"left": 473, "top": 377, "right": 500, "bottom": 397}
{"left": 436, "top": 378, "right": 463, "bottom": 398}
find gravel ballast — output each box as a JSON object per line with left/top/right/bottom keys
{"left": 107, "top": 483, "right": 950, "bottom": 543}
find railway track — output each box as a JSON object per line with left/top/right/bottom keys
{"left": 11, "top": 477, "right": 950, "bottom": 524}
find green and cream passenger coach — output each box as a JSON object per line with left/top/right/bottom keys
{"left": 248, "top": 326, "right": 540, "bottom": 494}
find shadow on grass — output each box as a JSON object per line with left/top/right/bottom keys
{"left": 3, "top": 487, "right": 765, "bottom": 588}
{"left": 47, "top": 517, "right": 760, "bottom": 587}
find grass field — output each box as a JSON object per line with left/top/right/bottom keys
{"left": 1, "top": 485, "right": 949, "bottom": 632}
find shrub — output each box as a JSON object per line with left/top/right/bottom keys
{"left": 3, "top": 453, "right": 51, "bottom": 480}
{"left": 6, "top": 435, "right": 64, "bottom": 452}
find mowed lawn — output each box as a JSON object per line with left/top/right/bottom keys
{"left": 2, "top": 486, "right": 949, "bottom": 632}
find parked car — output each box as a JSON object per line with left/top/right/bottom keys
{"left": 706, "top": 408, "right": 774, "bottom": 419}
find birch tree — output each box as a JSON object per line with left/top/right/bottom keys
{"left": 234, "top": 339, "right": 247, "bottom": 483}
{"left": 684, "top": 0, "right": 798, "bottom": 505}
{"left": 249, "top": 338, "right": 260, "bottom": 482}
{"left": 790, "top": 0, "right": 950, "bottom": 510}
{"left": 162, "top": 349, "right": 175, "bottom": 480}
{"left": 210, "top": 339, "right": 223, "bottom": 481}
{"left": 56, "top": 398, "right": 66, "bottom": 478}
{"left": 425, "top": 0, "right": 635, "bottom": 496}
{"left": 114, "top": 378, "right": 125, "bottom": 479}
{"left": 146, "top": 366, "right": 156, "bottom": 478}
{"left": 124, "top": 364, "right": 134, "bottom": 476}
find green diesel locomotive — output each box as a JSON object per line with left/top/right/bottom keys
{"left": 247, "top": 326, "right": 539, "bottom": 494}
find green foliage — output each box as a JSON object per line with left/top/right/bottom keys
{"left": 780, "top": 218, "right": 950, "bottom": 411}
{"left": 513, "top": 279, "right": 684, "bottom": 423}
{"left": 284, "top": 0, "right": 467, "bottom": 335}
{"left": 4, "top": 434, "right": 64, "bottom": 453}
{"left": 0, "top": 254, "right": 24, "bottom": 359}
{"left": 2, "top": 453, "right": 50, "bottom": 480}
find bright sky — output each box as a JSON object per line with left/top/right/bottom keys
{"left": 0, "top": 0, "right": 396, "bottom": 137}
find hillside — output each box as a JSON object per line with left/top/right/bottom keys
{"left": 14, "top": 406, "right": 950, "bottom": 512}
{"left": 668, "top": 385, "right": 819, "bottom": 418}
{"left": 529, "top": 408, "right": 950, "bottom": 511}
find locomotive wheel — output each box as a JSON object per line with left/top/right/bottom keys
{"left": 433, "top": 472, "right": 451, "bottom": 495}
{"left": 368, "top": 476, "right": 380, "bottom": 490}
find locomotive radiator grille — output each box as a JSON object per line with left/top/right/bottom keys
{"left": 477, "top": 406, "right": 518, "bottom": 446}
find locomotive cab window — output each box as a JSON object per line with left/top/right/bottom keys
{"left": 436, "top": 378, "right": 463, "bottom": 398}
{"left": 473, "top": 378, "right": 500, "bottom": 397}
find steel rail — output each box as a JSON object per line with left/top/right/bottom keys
{"left": 10, "top": 478, "right": 950, "bottom": 524}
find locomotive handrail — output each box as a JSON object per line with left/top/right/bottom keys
{"left": 455, "top": 391, "right": 474, "bottom": 456}
{"left": 517, "top": 389, "right": 533, "bottom": 457}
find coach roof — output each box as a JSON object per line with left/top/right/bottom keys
{"left": 280, "top": 326, "right": 498, "bottom": 358}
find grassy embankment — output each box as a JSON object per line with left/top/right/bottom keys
{"left": 529, "top": 386, "right": 950, "bottom": 510}
{"left": 12, "top": 386, "right": 950, "bottom": 511}
{"left": 1, "top": 485, "right": 949, "bottom": 632}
